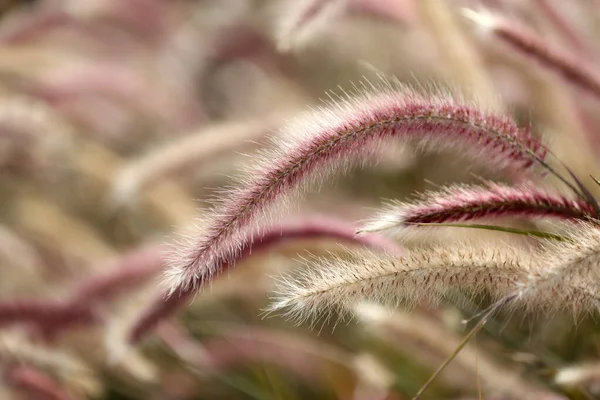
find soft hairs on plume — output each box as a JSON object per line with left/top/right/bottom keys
{"left": 359, "top": 182, "right": 597, "bottom": 236}
{"left": 164, "top": 80, "right": 547, "bottom": 295}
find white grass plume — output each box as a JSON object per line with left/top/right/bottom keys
{"left": 267, "top": 245, "right": 530, "bottom": 325}
{"left": 269, "top": 224, "right": 600, "bottom": 325}
{"left": 513, "top": 223, "right": 600, "bottom": 316}
{"left": 110, "top": 118, "right": 276, "bottom": 206}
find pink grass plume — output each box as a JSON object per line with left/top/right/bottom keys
{"left": 359, "top": 182, "right": 597, "bottom": 236}
{"left": 532, "top": 0, "right": 590, "bottom": 57}
{"left": 464, "top": 9, "right": 600, "bottom": 101}
{"left": 164, "top": 81, "right": 548, "bottom": 296}
{"left": 0, "top": 246, "right": 163, "bottom": 339}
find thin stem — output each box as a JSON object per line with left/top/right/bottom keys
{"left": 412, "top": 294, "right": 516, "bottom": 400}
{"left": 535, "top": 150, "right": 585, "bottom": 200}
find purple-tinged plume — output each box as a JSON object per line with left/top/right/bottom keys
{"left": 359, "top": 182, "right": 597, "bottom": 236}
{"left": 464, "top": 9, "right": 600, "bottom": 101}
{"left": 165, "top": 82, "right": 547, "bottom": 295}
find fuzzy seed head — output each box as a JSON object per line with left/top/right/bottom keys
{"left": 359, "top": 182, "right": 596, "bottom": 237}
{"left": 267, "top": 245, "right": 529, "bottom": 326}
{"left": 269, "top": 224, "right": 600, "bottom": 325}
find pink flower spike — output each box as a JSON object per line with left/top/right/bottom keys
{"left": 464, "top": 9, "right": 600, "bottom": 101}
{"left": 359, "top": 182, "right": 597, "bottom": 236}
{"left": 130, "top": 215, "right": 402, "bottom": 344}
{"left": 165, "top": 82, "right": 547, "bottom": 295}
{"left": 0, "top": 246, "right": 164, "bottom": 339}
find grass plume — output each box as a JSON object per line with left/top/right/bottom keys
{"left": 270, "top": 223, "right": 600, "bottom": 324}
{"left": 464, "top": 8, "right": 600, "bottom": 101}
{"left": 359, "top": 182, "right": 597, "bottom": 236}
{"left": 268, "top": 245, "right": 529, "bottom": 325}
{"left": 165, "top": 81, "right": 548, "bottom": 296}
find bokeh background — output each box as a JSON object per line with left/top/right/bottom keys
{"left": 1, "top": 0, "right": 600, "bottom": 399}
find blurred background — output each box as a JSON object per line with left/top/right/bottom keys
{"left": 1, "top": 0, "right": 600, "bottom": 399}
